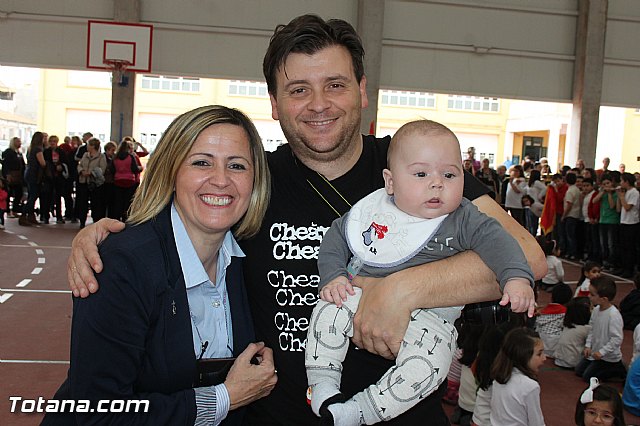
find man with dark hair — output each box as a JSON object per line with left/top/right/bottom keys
{"left": 68, "top": 14, "right": 545, "bottom": 425}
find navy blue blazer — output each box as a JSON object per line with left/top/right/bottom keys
{"left": 43, "top": 204, "right": 255, "bottom": 425}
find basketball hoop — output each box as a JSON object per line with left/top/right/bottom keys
{"left": 105, "top": 59, "right": 132, "bottom": 87}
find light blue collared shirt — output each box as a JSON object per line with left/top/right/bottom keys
{"left": 171, "top": 203, "right": 245, "bottom": 425}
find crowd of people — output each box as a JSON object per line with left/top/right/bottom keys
{"left": 470, "top": 153, "right": 640, "bottom": 280}
{"left": 0, "top": 132, "right": 148, "bottom": 229}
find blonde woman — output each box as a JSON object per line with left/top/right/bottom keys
{"left": 44, "top": 106, "right": 276, "bottom": 425}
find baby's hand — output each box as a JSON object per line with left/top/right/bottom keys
{"left": 319, "top": 276, "right": 355, "bottom": 308}
{"left": 501, "top": 278, "right": 536, "bottom": 318}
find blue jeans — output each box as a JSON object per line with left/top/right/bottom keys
{"left": 25, "top": 177, "right": 40, "bottom": 215}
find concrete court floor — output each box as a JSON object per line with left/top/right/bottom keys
{"left": 1, "top": 215, "right": 639, "bottom": 425}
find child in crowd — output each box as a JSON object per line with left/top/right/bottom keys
{"left": 620, "top": 273, "right": 640, "bottom": 331}
{"left": 450, "top": 323, "right": 484, "bottom": 426}
{"left": 575, "top": 261, "right": 602, "bottom": 298}
{"left": 576, "top": 378, "right": 626, "bottom": 426}
{"left": 306, "top": 120, "right": 536, "bottom": 426}
{"left": 490, "top": 328, "right": 546, "bottom": 426}
{"left": 624, "top": 356, "right": 640, "bottom": 418}
{"left": 535, "top": 283, "right": 573, "bottom": 356}
{"left": 537, "top": 236, "right": 564, "bottom": 293}
{"left": 554, "top": 299, "right": 592, "bottom": 368}
{"left": 581, "top": 178, "right": 601, "bottom": 262}
{"left": 562, "top": 172, "right": 582, "bottom": 260}
{"left": 471, "top": 318, "right": 522, "bottom": 426}
{"left": 444, "top": 347, "right": 463, "bottom": 406}
{"left": 594, "top": 174, "right": 621, "bottom": 269}
{"left": 443, "top": 318, "right": 465, "bottom": 406}
{"left": 0, "top": 177, "right": 7, "bottom": 229}
{"left": 575, "top": 276, "right": 627, "bottom": 382}
{"left": 616, "top": 172, "right": 639, "bottom": 279}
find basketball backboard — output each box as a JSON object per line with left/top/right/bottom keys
{"left": 86, "top": 20, "right": 153, "bottom": 73}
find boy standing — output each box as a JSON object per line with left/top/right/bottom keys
{"left": 562, "top": 172, "right": 582, "bottom": 260}
{"left": 617, "top": 173, "right": 639, "bottom": 279}
{"left": 306, "top": 120, "right": 535, "bottom": 425}
{"left": 581, "top": 178, "right": 600, "bottom": 262}
{"left": 575, "top": 275, "right": 627, "bottom": 382}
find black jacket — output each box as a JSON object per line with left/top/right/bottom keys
{"left": 43, "top": 204, "right": 254, "bottom": 425}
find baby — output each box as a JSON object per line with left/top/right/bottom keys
{"left": 306, "top": 119, "right": 535, "bottom": 426}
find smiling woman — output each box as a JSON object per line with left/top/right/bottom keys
{"left": 43, "top": 105, "right": 276, "bottom": 426}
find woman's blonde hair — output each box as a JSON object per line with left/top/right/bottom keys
{"left": 127, "top": 105, "right": 271, "bottom": 239}
{"left": 9, "top": 136, "right": 21, "bottom": 151}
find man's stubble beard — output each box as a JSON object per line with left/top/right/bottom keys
{"left": 281, "top": 113, "right": 362, "bottom": 166}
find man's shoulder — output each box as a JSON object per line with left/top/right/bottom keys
{"left": 100, "top": 220, "right": 163, "bottom": 259}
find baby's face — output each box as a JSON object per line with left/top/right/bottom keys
{"left": 384, "top": 131, "right": 464, "bottom": 219}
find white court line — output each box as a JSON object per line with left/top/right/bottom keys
{"left": 16, "top": 279, "right": 32, "bottom": 288}
{"left": 0, "top": 359, "right": 70, "bottom": 365}
{"left": 0, "top": 293, "right": 14, "bottom": 303}
{"left": 0, "top": 288, "right": 72, "bottom": 294}
{"left": 17, "top": 235, "right": 27, "bottom": 240}
{"left": 35, "top": 249, "right": 44, "bottom": 255}
{"left": 38, "top": 257, "right": 46, "bottom": 264}
{"left": 4, "top": 230, "right": 14, "bottom": 234}
{"left": 0, "top": 244, "right": 71, "bottom": 250}
{"left": 31, "top": 267, "right": 43, "bottom": 275}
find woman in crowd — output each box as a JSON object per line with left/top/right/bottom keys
{"left": 475, "top": 158, "right": 499, "bottom": 200}
{"left": 525, "top": 169, "right": 546, "bottom": 236}
{"left": 505, "top": 165, "right": 527, "bottom": 226}
{"left": 110, "top": 138, "right": 142, "bottom": 221}
{"left": 76, "top": 138, "right": 107, "bottom": 229}
{"left": 21, "top": 131, "right": 46, "bottom": 226}
{"left": 43, "top": 105, "right": 276, "bottom": 425}
{"left": 0, "top": 136, "right": 25, "bottom": 218}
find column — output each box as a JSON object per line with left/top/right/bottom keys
{"left": 110, "top": 0, "right": 140, "bottom": 143}
{"left": 357, "top": 0, "right": 384, "bottom": 135}
{"left": 568, "top": 0, "right": 608, "bottom": 168}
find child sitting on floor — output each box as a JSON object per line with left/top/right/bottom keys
{"left": 554, "top": 298, "right": 592, "bottom": 369}
{"left": 575, "top": 261, "right": 602, "bottom": 298}
{"left": 535, "top": 283, "right": 573, "bottom": 356}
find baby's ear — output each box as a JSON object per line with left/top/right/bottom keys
{"left": 382, "top": 169, "right": 394, "bottom": 195}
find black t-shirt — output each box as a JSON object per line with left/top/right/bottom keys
{"left": 241, "top": 135, "right": 488, "bottom": 425}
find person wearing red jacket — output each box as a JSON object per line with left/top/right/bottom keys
{"left": 582, "top": 178, "right": 601, "bottom": 262}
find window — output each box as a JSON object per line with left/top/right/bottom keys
{"left": 447, "top": 95, "right": 500, "bottom": 112}
{"left": 228, "top": 80, "right": 268, "bottom": 98}
{"left": 141, "top": 75, "right": 200, "bottom": 93}
{"left": 380, "top": 90, "right": 435, "bottom": 108}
